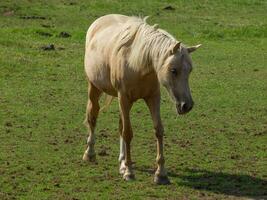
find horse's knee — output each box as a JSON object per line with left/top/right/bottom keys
{"left": 86, "top": 101, "right": 100, "bottom": 127}
{"left": 88, "top": 101, "right": 100, "bottom": 114}
{"left": 154, "top": 124, "right": 164, "bottom": 138}
{"left": 122, "top": 129, "right": 133, "bottom": 144}
{"left": 93, "top": 102, "right": 100, "bottom": 113}
{"left": 122, "top": 134, "right": 133, "bottom": 144}
{"left": 88, "top": 115, "right": 97, "bottom": 127}
{"left": 156, "top": 154, "right": 165, "bottom": 164}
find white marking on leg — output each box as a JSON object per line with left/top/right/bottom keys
{"left": 119, "top": 160, "right": 126, "bottom": 174}
{"left": 118, "top": 136, "right": 125, "bottom": 162}
{"left": 119, "top": 136, "right": 126, "bottom": 174}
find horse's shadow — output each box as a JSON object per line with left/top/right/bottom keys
{"left": 136, "top": 166, "right": 267, "bottom": 198}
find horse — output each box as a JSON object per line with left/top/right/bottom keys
{"left": 82, "top": 14, "right": 201, "bottom": 184}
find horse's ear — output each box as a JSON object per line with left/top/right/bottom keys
{"left": 171, "top": 42, "right": 181, "bottom": 54}
{"left": 187, "top": 44, "right": 202, "bottom": 53}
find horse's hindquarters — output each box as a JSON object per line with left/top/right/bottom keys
{"left": 84, "top": 15, "right": 129, "bottom": 96}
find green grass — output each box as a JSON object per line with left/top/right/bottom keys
{"left": 0, "top": 0, "right": 266, "bottom": 199}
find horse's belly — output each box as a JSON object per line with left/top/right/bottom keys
{"left": 85, "top": 63, "right": 117, "bottom": 96}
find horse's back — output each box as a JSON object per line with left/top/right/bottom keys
{"left": 86, "top": 14, "right": 129, "bottom": 44}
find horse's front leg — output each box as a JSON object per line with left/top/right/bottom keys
{"left": 145, "top": 93, "right": 170, "bottom": 185}
{"left": 118, "top": 116, "right": 126, "bottom": 174}
{"left": 118, "top": 93, "right": 135, "bottom": 181}
{"left": 82, "top": 83, "right": 102, "bottom": 162}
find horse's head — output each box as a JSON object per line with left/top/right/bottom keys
{"left": 158, "top": 42, "right": 201, "bottom": 115}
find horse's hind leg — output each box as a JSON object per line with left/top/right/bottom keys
{"left": 83, "top": 82, "right": 102, "bottom": 162}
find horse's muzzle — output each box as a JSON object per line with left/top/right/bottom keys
{"left": 176, "top": 101, "right": 194, "bottom": 115}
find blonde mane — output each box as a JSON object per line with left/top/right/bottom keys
{"left": 114, "top": 16, "right": 178, "bottom": 72}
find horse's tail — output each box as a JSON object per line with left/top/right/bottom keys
{"left": 100, "top": 94, "right": 115, "bottom": 112}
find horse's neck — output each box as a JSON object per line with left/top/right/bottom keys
{"left": 127, "top": 23, "right": 176, "bottom": 73}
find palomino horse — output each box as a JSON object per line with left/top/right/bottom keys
{"left": 82, "top": 14, "right": 201, "bottom": 184}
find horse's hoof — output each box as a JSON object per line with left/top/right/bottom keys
{"left": 123, "top": 173, "right": 135, "bottom": 181}
{"left": 82, "top": 152, "right": 96, "bottom": 162}
{"left": 154, "top": 175, "right": 170, "bottom": 185}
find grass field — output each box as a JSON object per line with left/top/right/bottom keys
{"left": 0, "top": 0, "right": 266, "bottom": 199}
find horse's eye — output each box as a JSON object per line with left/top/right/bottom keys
{"left": 171, "top": 68, "right": 177, "bottom": 75}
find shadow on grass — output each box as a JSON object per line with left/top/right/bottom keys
{"left": 136, "top": 167, "right": 267, "bottom": 198}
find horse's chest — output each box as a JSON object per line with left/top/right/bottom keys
{"left": 113, "top": 69, "right": 159, "bottom": 100}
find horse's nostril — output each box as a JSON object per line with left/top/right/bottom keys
{"left": 181, "top": 102, "right": 193, "bottom": 112}
{"left": 180, "top": 102, "right": 185, "bottom": 111}
{"left": 182, "top": 103, "right": 188, "bottom": 111}
{"left": 180, "top": 102, "right": 189, "bottom": 112}
{"left": 177, "top": 101, "right": 193, "bottom": 115}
